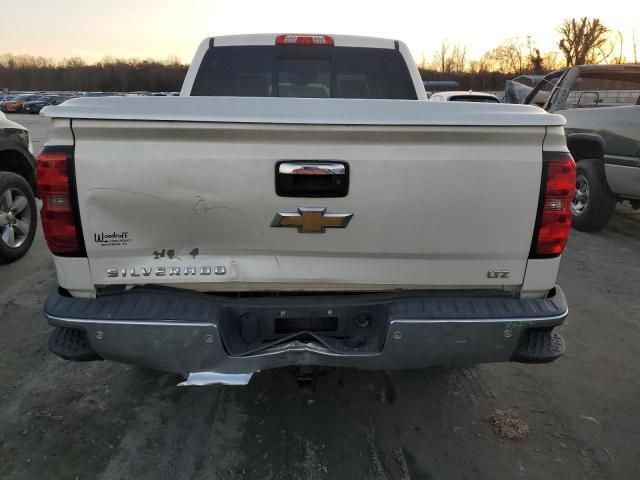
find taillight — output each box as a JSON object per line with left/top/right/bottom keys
{"left": 276, "top": 34, "right": 334, "bottom": 46}
{"left": 36, "top": 146, "right": 84, "bottom": 256}
{"left": 532, "top": 152, "right": 576, "bottom": 257}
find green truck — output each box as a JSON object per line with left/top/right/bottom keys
{"left": 525, "top": 64, "right": 640, "bottom": 231}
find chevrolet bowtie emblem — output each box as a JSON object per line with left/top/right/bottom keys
{"left": 271, "top": 207, "right": 353, "bottom": 233}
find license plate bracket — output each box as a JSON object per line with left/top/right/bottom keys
{"left": 275, "top": 316, "right": 338, "bottom": 334}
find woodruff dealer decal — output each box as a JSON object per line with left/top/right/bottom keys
{"left": 94, "top": 231, "right": 132, "bottom": 247}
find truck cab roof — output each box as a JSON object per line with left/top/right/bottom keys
{"left": 206, "top": 33, "right": 399, "bottom": 49}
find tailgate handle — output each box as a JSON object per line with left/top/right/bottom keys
{"left": 279, "top": 163, "right": 346, "bottom": 176}
{"left": 276, "top": 161, "right": 349, "bottom": 197}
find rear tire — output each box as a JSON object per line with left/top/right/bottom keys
{"left": 0, "top": 172, "right": 37, "bottom": 263}
{"left": 571, "top": 159, "right": 616, "bottom": 232}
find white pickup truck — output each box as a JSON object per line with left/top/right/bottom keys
{"left": 39, "top": 34, "right": 574, "bottom": 386}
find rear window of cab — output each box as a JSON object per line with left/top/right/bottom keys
{"left": 191, "top": 45, "right": 418, "bottom": 100}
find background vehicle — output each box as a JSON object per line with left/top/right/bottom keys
{"left": 81, "top": 92, "right": 110, "bottom": 97}
{"left": 422, "top": 80, "right": 460, "bottom": 93}
{"left": 525, "top": 64, "right": 640, "bottom": 231}
{"left": 512, "top": 75, "right": 546, "bottom": 88}
{"left": 0, "top": 96, "right": 17, "bottom": 110}
{"left": 0, "top": 94, "right": 42, "bottom": 113}
{"left": 524, "top": 71, "right": 563, "bottom": 107}
{"left": 23, "top": 94, "right": 73, "bottom": 113}
{"left": 429, "top": 91, "right": 501, "bottom": 103}
{"left": 0, "top": 113, "right": 37, "bottom": 263}
{"left": 39, "top": 34, "right": 572, "bottom": 386}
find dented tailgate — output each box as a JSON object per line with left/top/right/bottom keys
{"left": 68, "top": 115, "right": 547, "bottom": 292}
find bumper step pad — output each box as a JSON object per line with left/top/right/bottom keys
{"left": 49, "top": 326, "right": 102, "bottom": 362}
{"left": 513, "top": 329, "right": 565, "bottom": 363}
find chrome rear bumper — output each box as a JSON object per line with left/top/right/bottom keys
{"left": 44, "top": 286, "right": 568, "bottom": 385}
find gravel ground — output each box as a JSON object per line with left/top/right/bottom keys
{"left": 1, "top": 114, "right": 639, "bottom": 480}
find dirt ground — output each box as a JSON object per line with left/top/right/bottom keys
{"left": 1, "top": 114, "right": 639, "bottom": 479}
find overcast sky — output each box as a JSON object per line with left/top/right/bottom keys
{"left": 0, "top": 0, "right": 637, "bottom": 64}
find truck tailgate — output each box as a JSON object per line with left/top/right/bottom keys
{"left": 69, "top": 116, "right": 545, "bottom": 291}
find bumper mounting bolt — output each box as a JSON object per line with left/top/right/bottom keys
{"left": 205, "top": 334, "right": 215, "bottom": 343}
{"left": 392, "top": 331, "right": 402, "bottom": 340}
{"left": 354, "top": 313, "right": 371, "bottom": 328}
{"left": 95, "top": 331, "right": 104, "bottom": 340}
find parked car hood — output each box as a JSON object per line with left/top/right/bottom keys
{"left": 0, "top": 114, "right": 28, "bottom": 131}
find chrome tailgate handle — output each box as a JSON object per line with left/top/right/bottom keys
{"left": 278, "top": 162, "right": 346, "bottom": 176}
{"left": 276, "top": 161, "right": 349, "bottom": 197}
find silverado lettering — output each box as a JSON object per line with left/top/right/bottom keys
{"left": 106, "top": 266, "right": 226, "bottom": 277}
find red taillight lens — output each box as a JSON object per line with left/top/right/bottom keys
{"left": 36, "top": 147, "right": 83, "bottom": 255}
{"left": 276, "top": 34, "right": 334, "bottom": 46}
{"left": 533, "top": 153, "right": 576, "bottom": 256}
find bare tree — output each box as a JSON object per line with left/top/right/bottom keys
{"left": 587, "top": 29, "right": 628, "bottom": 65}
{"left": 432, "top": 40, "right": 451, "bottom": 73}
{"left": 418, "top": 50, "right": 427, "bottom": 71}
{"left": 558, "top": 17, "right": 609, "bottom": 66}
{"left": 468, "top": 56, "right": 490, "bottom": 73}
{"left": 633, "top": 29, "right": 638, "bottom": 63}
{"left": 432, "top": 40, "right": 467, "bottom": 73}
{"left": 542, "top": 51, "right": 564, "bottom": 71}
{"left": 611, "top": 31, "right": 626, "bottom": 64}
{"left": 451, "top": 44, "right": 468, "bottom": 73}
{"left": 529, "top": 47, "right": 544, "bottom": 73}
{"left": 477, "top": 51, "right": 498, "bottom": 72}
{"left": 485, "top": 37, "right": 529, "bottom": 74}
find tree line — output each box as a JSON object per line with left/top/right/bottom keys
{"left": 1, "top": 17, "right": 637, "bottom": 93}
{"left": 0, "top": 55, "right": 187, "bottom": 92}
{"left": 421, "top": 18, "right": 638, "bottom": 81}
